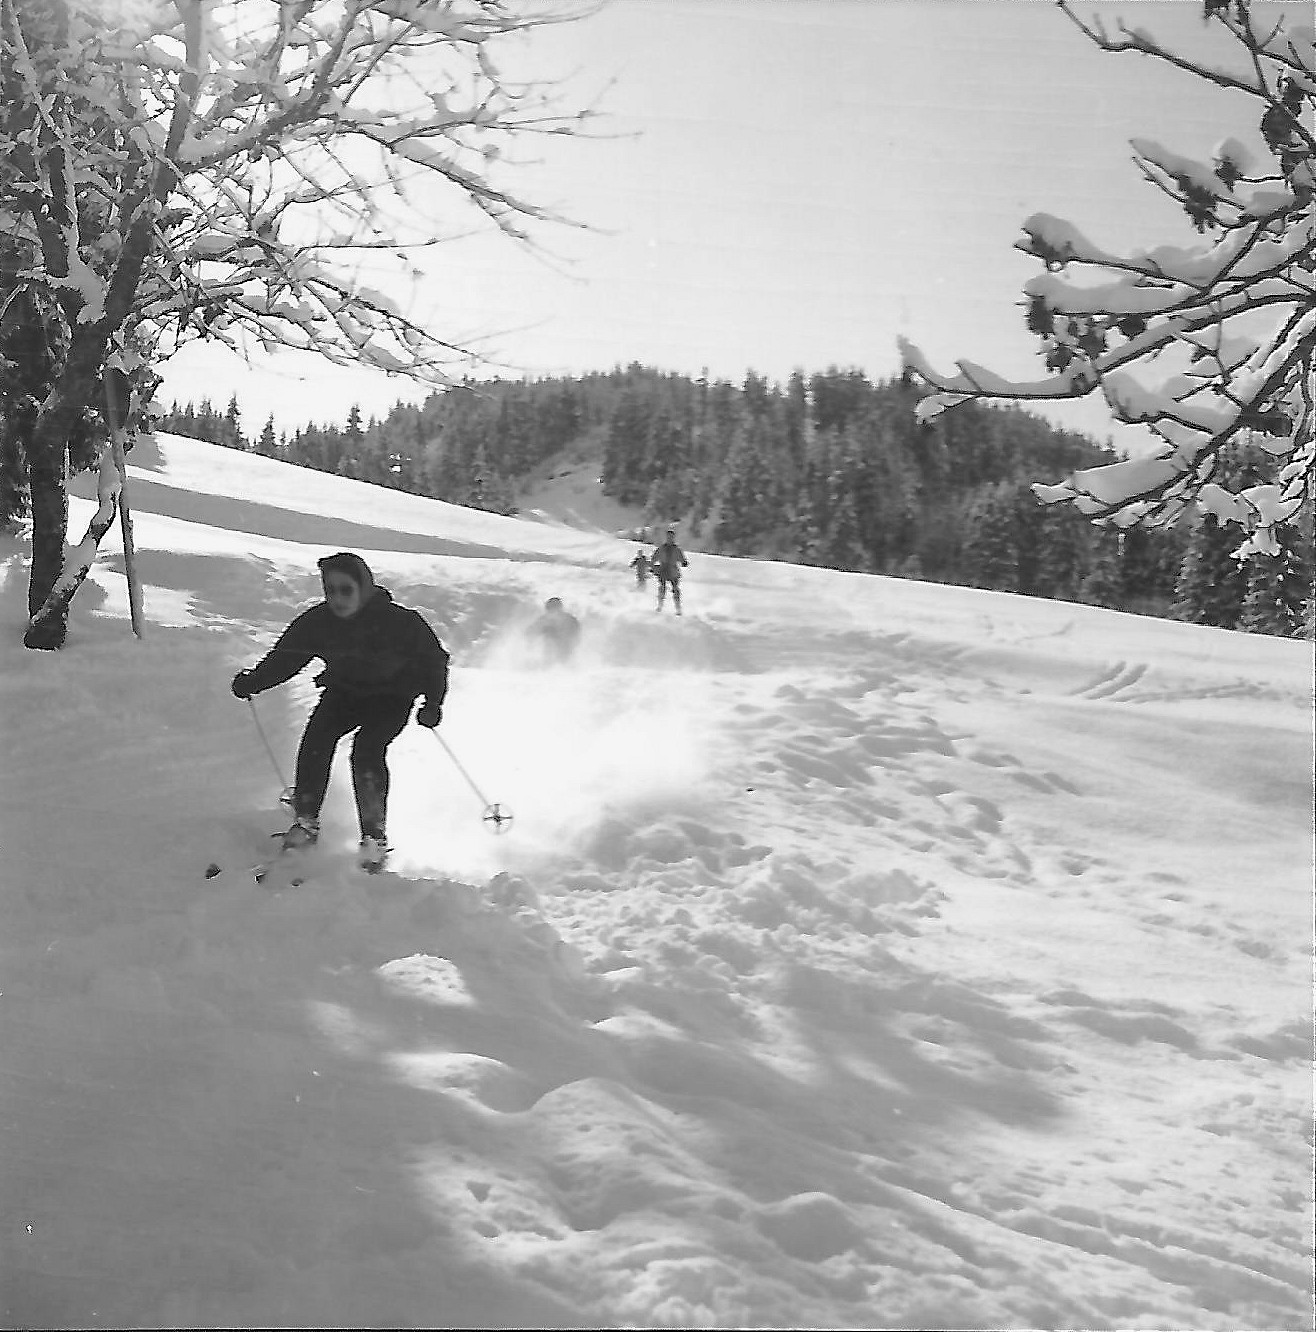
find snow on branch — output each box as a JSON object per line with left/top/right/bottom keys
{"left": 1, "top": 0, "right": 597, "bottom": 401}
{"left": 901, "top": 0, "right": 1314, "bottom": 559}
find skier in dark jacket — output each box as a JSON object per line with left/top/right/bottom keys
{"left": 528, "top": 596, "right": 581, "bottom": 665}
{"left": 650, "top": 529, "right": 688, "bottom": 614}
{"left": 629, "top": 550, "right": 649, "bottom": 588}
{"left": 231, "top": 552, "right": 448, "bottom": 868}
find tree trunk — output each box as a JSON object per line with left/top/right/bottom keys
{"left": 103, "top": 367, "right": 144, "bottom": 637}
{"left": 23, "top": 432, "right": 69, "bottom": 649}
{"left": 18, "top": 0, "right": 201, "bottom": 650}
{"left": 21, "top": 336, "right": 107, "bottom": 648}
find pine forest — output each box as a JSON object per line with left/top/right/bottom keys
{"left": 138, "top": 363, "right": 1312, "bottom": 637}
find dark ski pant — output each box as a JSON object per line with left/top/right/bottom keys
{"left": 656, "top": 574, "right": 681, "bottom": 613}
{"left": 294, "top": 689, "right": 412, "bottom": 838}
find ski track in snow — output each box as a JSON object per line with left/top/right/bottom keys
{"left": 1, "top": 436, "right": 1311, "bottom": 1330}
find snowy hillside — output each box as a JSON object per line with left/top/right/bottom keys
{"left": 2, "top": 433, "right": 1311, "bottom": 1330}
{"left": 514, "top": 451, "right": 648, "bottom": 538}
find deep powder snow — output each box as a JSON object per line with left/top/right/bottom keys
{"left": 1, "top": 434, "right": 1311, "bottom": 1329}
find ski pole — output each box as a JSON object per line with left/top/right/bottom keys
{"left": 247, "top": 698, "right": 294, "bottom": 807}
{"left": 430, "top": 730, "right": 514, "bottom": 833}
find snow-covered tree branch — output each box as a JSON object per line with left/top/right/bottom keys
{"left": 0, "top": 0, "right": 594, "bottom": 647}
{"left": 899, "top": 0, "right": 1314, "bottom": 560}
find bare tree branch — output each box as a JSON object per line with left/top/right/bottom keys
{"left": 903, "top": 0, "right": 1314, "bottom": 559}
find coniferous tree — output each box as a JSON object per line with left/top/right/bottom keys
{"left": 224, "top": 395, "right": 245, "bottom": 450}
{"left": 783, "top": 370, "right": 809, "bottom": 460}
{"left": 1172, "top": 515, "right": 1250, "bottom": 628}
{"left": 256, "top": 416, "right": 277, "bottom": 457}
{"left": 793, "top": 463, "right": 827, "bottom": 566}
{"left": 821, "top": 491, "right": 870, "bottom": 572}
{"left": 963, "top": 483, "right": 1021, "bottom": 592}
{"left": 852, "top": 414, "right": 919, "bottom": 571}
{"left": 810, "top": 368, "right": 870, "bottom": 433}
{"left": 1240, "top": 525, "right": 1312, "bottom": 638}
{"left": 1118, "top": 524, "right": 1186, "bottom": 615}
{"left": 1030, "top": 505, "right": 1092, "bottom": 601}
{"left": 1077, "top": 534, "right": 1124, "bottom": 609}
{"left": 1171, "top": 439, "right": 1287, "bottom": 629}
{"left": 601, "top": 390, "right": 652, "bottom": 506}
{"left": 344, "top": 404, "right": 364, "bottom": 465}
{"left": 712, "top": 426, "right": 762, "bottom": 554}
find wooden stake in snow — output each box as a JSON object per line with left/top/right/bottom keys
{"left": 102, "top": 368, "right": 144, "bottom": 639}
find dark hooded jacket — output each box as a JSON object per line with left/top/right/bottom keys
{"left": 650, "top": 538, "right": 687, "bottom": 579}
{"left": 244, "top": 554, "right": 449, "bottom": 704}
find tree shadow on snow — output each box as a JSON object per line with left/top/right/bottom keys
{"left": 288, "top": 869, "right": 1067, "bottom": 1324}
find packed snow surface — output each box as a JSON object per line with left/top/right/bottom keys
{"left": 2, "top": 434, "right": 1312, "bottom": 1330}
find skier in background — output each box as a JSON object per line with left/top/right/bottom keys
{"left": 629, "top": 549, "right": 650, "bottom": 588}
{"left": 650, "top": 528, "right": 688, "bottom": 614}
{"left": 528, "top": 595, "right": 581, "bottom": 665}
{"left": 230, "top": 551, "right": 448, "bottom": 871}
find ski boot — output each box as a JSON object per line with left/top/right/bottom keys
{"left": 358, "top": 833, "right": 391, "bottom": 875}
{"left": 281, "top": 815, "right": 320, "bottom": 851}
{"left": 256, "top": 816, "right": 319, "bottom": 886}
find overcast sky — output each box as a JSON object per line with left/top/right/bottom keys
{"left": 157, "top": 0, "right": 1289, "bottom": 452}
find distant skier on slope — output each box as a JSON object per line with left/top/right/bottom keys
{"left": 629, "top": 549, "right": 650, "bottom": 588}
{"left": 230, "top": 552, "right": 448, "bottom": 871}
{"left": 650, "top": 528, "right": 688, "bottom": 615}
{"left": 528, "top": 595, "right": 581, "bottom": 665}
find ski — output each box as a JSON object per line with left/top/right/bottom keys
{"left": 248, "top": 824, "right": 322, "bottom": 887}
{"left": 206, "top": 831, "right": 393, "bottom": 885}
{"left": 199, "top": 858, "right": 307, "bottom": 886}
{"left": 208, "top": 850, "right": 387, "bottom": 885}
{"left": 253, "top": 844, "right": 313, "bottom": 888}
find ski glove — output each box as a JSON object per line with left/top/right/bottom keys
{"left": 415, "top": 699, "right": 443, "bottom": 728}
{"left": 231, "top": 670, "right": 257, "bottom": 700}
